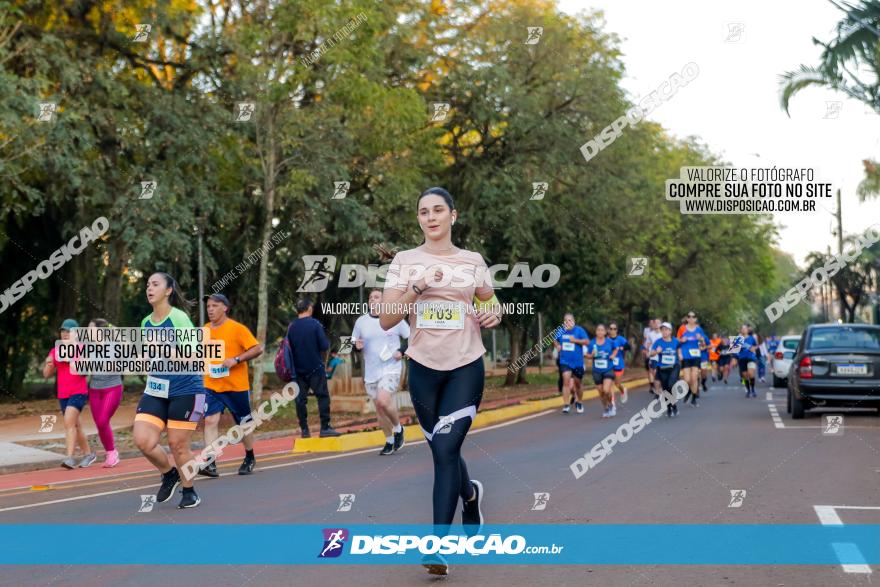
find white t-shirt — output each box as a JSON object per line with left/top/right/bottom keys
{"left": 645, "top": 329, "right": 663, "bottom": 360}
{"left": 352, "top": 314, "right": 410, "bottom": 383}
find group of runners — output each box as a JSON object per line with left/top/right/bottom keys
{"left": 554, "top": 313, "right": 782, "bottom": 419}
{"left": 41, "top": 180, "right": 791, "bottom": 577}
{"left": 43, "top": 187, "right": 498, "bottom": 577}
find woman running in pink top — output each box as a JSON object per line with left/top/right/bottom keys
{"left": 380, "top": 187, "right": 502, "bottom": 577}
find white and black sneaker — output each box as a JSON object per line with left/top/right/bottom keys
{"left": 393, "top": 428, "right": 405, "bottom": 452}
{"left": 379, "top": 442, "right": 394, "bottom": 456}
{"left": 177, "top": 487, "right": 200, "bottom": 509}
{"left": 422, "top": 553, "right": 449, "bottom": 576}
{"left": 461, "top": 479, "right": 484, "bottom": 536}
{"left": 156, "top": 467, "right": 181, "bottom": 503}
{"left": 562, "top": 405, "right": 571, "bottom": 414}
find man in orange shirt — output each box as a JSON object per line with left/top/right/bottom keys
{"left": 708, "top": 333, "right": 722, "bottom": 381}
{"left": 200, "top": 294, "right": 264, "bottom": 477}
{"left": 676, "top": 317, "right": 687, "bottom": 339}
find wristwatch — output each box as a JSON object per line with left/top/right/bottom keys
{"left": 234, "top": 357, "right": 241, "bottom": 364}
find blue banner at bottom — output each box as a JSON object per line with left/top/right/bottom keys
{"left": 1, "top": 524, "right": 878, "bottom": 565}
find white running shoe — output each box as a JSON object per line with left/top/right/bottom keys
{"left": 601, "top": 407, "right": 609, "bottom": 418}
{"left": 620, "top": 388, "right": 628, "bottom": 404}
{"left": 562, "top": 405, "right": 571, "bottom": 414}
{"left": 608, "top": 405, "right": 617, "bottom": 417}
{"left": 575, "top": 402, "right": 584, "bottom": 414}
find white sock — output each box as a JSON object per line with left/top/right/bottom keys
{"left": 386, "top": 435, "right": 393, "bottom": 444}
{"left": 393, "top": 423, "right": 402, "bottom": 433}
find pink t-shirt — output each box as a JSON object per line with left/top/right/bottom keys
{"left": 385, "top": 246, "right": 494, "bottom": 371}
{"left": 49, "top": 347, "right": 88, "bottom": 399}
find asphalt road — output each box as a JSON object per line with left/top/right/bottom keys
{"left": 1, "top": 378, "right": 879, "bottom": 586}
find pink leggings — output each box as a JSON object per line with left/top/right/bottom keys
{"left": 88, "top": 385, "right": 122, "bottom": 451}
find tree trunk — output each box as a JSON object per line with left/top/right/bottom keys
{"left": 102, "top": 238, "right": 125, "bottom": 323}
{"left": 251, "top": 115, "right": 277, "bottom": 405}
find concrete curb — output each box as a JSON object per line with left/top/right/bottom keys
{"left": 293, "top": 377, "right": 651, "bottom": 453}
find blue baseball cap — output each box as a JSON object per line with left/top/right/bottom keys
{"left": 60, "top": 318, "right": 78, "bottom": 330}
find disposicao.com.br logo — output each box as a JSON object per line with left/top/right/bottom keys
{"left": 317, "top": 528, "right": 563, "bottom": 559}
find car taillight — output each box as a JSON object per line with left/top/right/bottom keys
{"left": 775, "top": 351, "right": 783, "bottom": 360}
{"left": 799, "top": 356, "right": 813, "bottom": 379}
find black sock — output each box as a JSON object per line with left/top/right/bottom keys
{"left": 245, "top": 449, "right": 255, "bottom": 460}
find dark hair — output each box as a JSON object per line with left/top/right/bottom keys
{"left": 418, "top": 187, "right": 455, "bottom": 210}
{"left": 91, "top": 318, "right": 109, "bottom": 328}
{"left": 296, "top": 297, "right": 313, "bottom": 314}
{"left": 152, "top": 272, "right": 193, "bottom": 314}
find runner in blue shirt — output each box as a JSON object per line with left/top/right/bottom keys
{"left": 608, "top": 322, "right": 630, "bottom": 405}
{"left": 650, "top": 322, "right": 681, "bottom": 417}
{"left": 736, "top": 324, "right": 759, "bottom": 397}
{"left": 588, "top": 324, "right": 619, "bottom": 418}
{"left": 554, "top": 313, "right": 590, "bottom": 414}
{"left": 677, "top": 311, "right": 708, "bottom": 407}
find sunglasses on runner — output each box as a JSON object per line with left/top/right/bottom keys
{"left": 687, "top": 314, "right": 696, "bottom": 318}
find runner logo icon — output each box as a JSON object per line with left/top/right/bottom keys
{"left": 332, "top": 181, "right": 350, "bottom": 200}
{"left": 337, "top": 494, "right": 356, "bottom": 512}
{"left": 525, "top": 27, "right": 543, "bottom": 44}
{"left": 37, "top": 102, "right": 57, "bottom": 122}
{"left": 728, "top": 489, "right": 746, "bottom": 508}
{"left": 319, "top": 528, "right": 349, "bottom": 558}
{"left": 298, "top": 255, "right": 338, "bottom": 292}
{"left": 436, "top": 415, "right": 455, "bottom": 435}
{"left": 39, "top": 415, "right": 57, "bottom": 433}
{"left": 530, "top": 182, "right": 548, "bottom": 200}
{"left": 627, "top": 257, "right": 648, "bottom": 277}
{"left": 823, "top": 415, "right": 844, "bottom": 436}
{"left": 139, "top": 181, "right": 157, "bottom": 200}
{"left": 138, "top": 495, "right": 157, "bottom": 513}
{"left": 531, "top": 492, "right": 550, "bottom": 511}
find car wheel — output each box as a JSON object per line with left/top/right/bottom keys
{"left": 772, "top": 375, "right": 783, "bottom": 388}
{"left": 786, "top": 389, "right": 791, "bottom": 414}
{"left": 791, "top": 391, "right": 805, "bottom": 419}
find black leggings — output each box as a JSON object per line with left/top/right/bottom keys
{"left": 657, "top": 366, "right": 680, "bottom": 393}
{"left": 408, "top": 357, "right": 484, "bottom": 526}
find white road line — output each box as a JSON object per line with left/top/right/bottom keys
{"left": 765, "top": 391, "right": 773, "bottom": 401}
{"left": 814, "top": 505, "right": 844, "bottom": 525}
{"left": 813, "top": 505, "right": 872, "bottom": 574}
{"left": 832, "top": 543, "right": 872, "bottom": 574}
{"left": 0, "top": 408, "right": 556, "bottom": 513}
{"left": 768, "top": 404, "right": 785, "bottom": 429}
{"left": 0, "top": 483, "right": 158, "bottom": 514}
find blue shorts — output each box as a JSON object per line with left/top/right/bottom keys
{"left": 560, "top": 365, "right": 585, "bottom": 379}
{"left": 205, "top": 389, "right": 252, "bottom": 425}
{"left": 59, "top": 394, "right": 88, "bottom": 413}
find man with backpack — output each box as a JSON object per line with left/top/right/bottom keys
{"left": 284, "top": 298, "right": 341, "bottom": 438}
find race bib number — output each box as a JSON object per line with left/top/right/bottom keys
{"left": 661, "top": 354, "right": 675, "bottom": 366}
{"left": 562, "top": 342, "right": 575, "bottom": 352}
{"left": 689, "top": 348, "right": 700, "bottom": 358}
{"left": 379, "top": 344, "right": 394, "bottom": 362}
{"left": 145, "top": 376, "right": 170, "bottom": 399}
{"left": 594, "top": 359, "right": 608, "bottom": 370}
{"left": 209, "top": 364, "right": 230, "bottom": 378}
{"left": 416, "top": 302, "right": 465, "bottom": 330}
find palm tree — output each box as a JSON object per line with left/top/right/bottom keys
{"left": 780, "top": 0, "right": 880, "bottom": 116}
